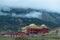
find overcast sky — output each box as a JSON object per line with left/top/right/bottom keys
{"left": 0, "top": 0, "right": 60, "bottom": 12}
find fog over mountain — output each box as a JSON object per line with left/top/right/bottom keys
{"left": 0, "top": 7, "right": 60, "bottom": 24}
{"left": 0, "top": 0, "right": 60, "bottom": 12}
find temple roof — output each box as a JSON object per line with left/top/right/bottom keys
{"left": 40, "top": 24, "right": 48, "bottom": 29}
{"left": 29, "top": 23, "right": 37, "bottom": 26}
{"left": 21, "top": 24, "right": 48, "bottom": 30}
{"left": 28, "top": 23, "right": 39, "bottom": 28}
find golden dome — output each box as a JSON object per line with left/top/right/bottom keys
{"left": 29, "top": 23, "right": 37, "bottom": 26}
{"left": 28, "top": 23, "right": 39, "bottom": 28}
{"left": 40, "top": 24, "right": 48, "bottom": 29}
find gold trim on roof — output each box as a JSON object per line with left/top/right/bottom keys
{"left": 29, "top": 24, "right": 37, "bottom": 26}
{"left": 28, "top": 23, "right": 39, "bottom": 28}
{"left": 40, "top": 24, "right": 48, "bottom": 29}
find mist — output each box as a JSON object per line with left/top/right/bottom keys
{"left": 0, "top": 0, "right": 60, "bottom": 12}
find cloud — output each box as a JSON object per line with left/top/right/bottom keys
{"left": 24, "top": 12, "right": 42, "bottom": 18}
{"left": 0, "top": 11, "right": 42, "bottom": 18}
{"left": 0, "top": 0, "right": 60, "bottom": 12}
{"left": 0, "top": 12, "right": 7, "bottom": 15}
{"left": 12, "top": 12, "right": 42, "bottom": 18}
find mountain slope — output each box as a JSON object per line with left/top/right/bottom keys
{"left": 0, "top": 15, "right": 59, "bottom": 32}
{"left": 0, "top": 7, "right": 60, "bottom": 32}
{"left": 1, "top": 7, "right": 60, "bottom": 24}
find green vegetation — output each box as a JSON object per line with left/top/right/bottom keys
{"left": 0, "top": 34, "right": 60, "bottom": 40}
{"left": 0, "top": 36, "right": 15, "bottom": 40}
{"left": 0, "top": 16, "right": 60, "bottom": 32}
{"left": 15, "top": 37, "right": 28, "bottom": 40}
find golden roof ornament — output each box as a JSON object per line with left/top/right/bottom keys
{"left": 29, "top": 23, "right": 36, "bottom": 26}
{"left": 28, "top": 23, "right": 39, "bottom": 28}
{"left": 40, "top": 24, "right": 48, "bottom": 29}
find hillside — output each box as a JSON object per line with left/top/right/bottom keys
{"left": 0, "top": 7, "right": 60, "bottom": 32}
{"left": 0, "top": 15, "right": 59, "bottom": 32}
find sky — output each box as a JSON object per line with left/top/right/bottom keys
{"left": 0, "top": 0, "right": 60, "bottom": 12}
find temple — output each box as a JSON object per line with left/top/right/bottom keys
{"left": 21, "top": 24, "right": 49, "bottom": 35}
